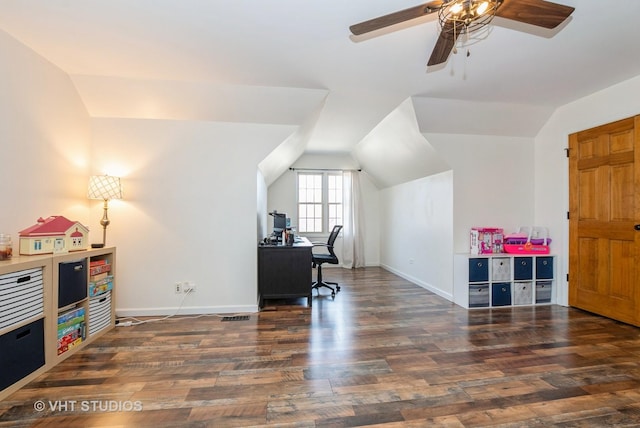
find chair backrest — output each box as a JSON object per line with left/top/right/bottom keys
{"left": 326, "top": 225, "right": 343, "bottom": 257}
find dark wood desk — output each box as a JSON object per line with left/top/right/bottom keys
{"left": 258, "top": 237, "right": 313, "bottom": 308}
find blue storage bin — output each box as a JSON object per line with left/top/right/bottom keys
{"left": 58, "top": 259, "right": 87, "bottom": 308}
{"left": 469, "top": 258, "right": 489, "bottom": 282}
{"left": 513, "top": 257, "right": 533, "bottom": 280}
{"left": 492, "top": 282, "right": 512, "bottom": 306}
{"left": 536, "top": 257, "right": 554, "bottom": 279}
{"left": 0, "top": 318, "right": 45, "bottom": 390}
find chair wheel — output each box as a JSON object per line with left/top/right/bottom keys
{"left": 336, "top": 285, "right": 341, "bottom": 292}
{"left": 331, "top": 291, "right": 336, "bottom": 299}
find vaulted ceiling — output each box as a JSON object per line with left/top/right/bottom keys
{"left": 1, "top": 1, "right": 639, "bottom": 184}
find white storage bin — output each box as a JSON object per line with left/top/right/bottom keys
{"left": 491, "top": 257, "right": 511, "bottom": 281}
{"left": 0, "top": 268, "right": 44, "bottom": 330}
{"left": 89, "top": 291, "right": 112, "bottom": 336}
{"left": 513, "top": 282, "right": 533, "bottom": 305}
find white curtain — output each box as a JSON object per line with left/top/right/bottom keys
{"left": 342, "top": 170, "right": 365, "bottom": 268}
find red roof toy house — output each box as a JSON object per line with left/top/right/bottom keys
{"left": 19, "top": 216, "right": 89, "bottom": 255}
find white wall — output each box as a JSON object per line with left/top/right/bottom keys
{"left": 377, "top": 134, "right": 534, "bottom": 300}
{"left": 426, "top": 134, "right": 536, "bottom": 253}
{"left": 267, "top": 153, "right": 381, "bottom": 267}
{"left": 379, "top": 171, "right": 454, "bottom": 299}
{"left": 534, "top": 74, "right": 640, "bottom": 306}
{"left": 257, "top": 170, "right": 268, "bottom": 241}
{"left": 90, "top": 118, "right": 289, "bottom": 315}
{"left": 0, "top": 30, "right": 90, "bottom": 242}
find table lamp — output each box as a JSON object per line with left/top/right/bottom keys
{"left": 87, "top": 175, "right": 123, "bottom": 248}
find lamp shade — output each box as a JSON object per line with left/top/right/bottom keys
{"left": 88, "top": 175, "right": 123, "bottom": 200}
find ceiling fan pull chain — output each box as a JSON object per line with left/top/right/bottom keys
{"left": 452, "top": 23, "right": 459, "bottom": 55}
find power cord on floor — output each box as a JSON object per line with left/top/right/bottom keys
{"left": 115, "top": 289, "right": 255, "bottom": 326}
{"left": 116, "top": 288, "right": 195, "bottom": 326}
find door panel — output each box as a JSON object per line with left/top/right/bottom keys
{"left": 611, "top": 164, "right": 633, "bottom": 220}
{"left": 569, "top": 116, "right": 640, "bottom": 326}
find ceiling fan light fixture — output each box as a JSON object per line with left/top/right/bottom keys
{"left": 450, "top": 2, "right": 463, "bottom": 14}
{"left": 477, "top": 1, "right": 489, "bottom": 15}
{"left": 438, "top": 0, "right": 500, "bottom": 36}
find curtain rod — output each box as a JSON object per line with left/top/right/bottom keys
{"left": 289, "top": 167, "right": 362, "bottom": 172}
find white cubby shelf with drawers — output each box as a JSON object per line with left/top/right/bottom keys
{"left": 453, "top": 253, "right": 555, "bottom": 309}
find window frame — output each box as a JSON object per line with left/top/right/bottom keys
{"left": 295, "top": 171, "right": 343, "bottom": 236}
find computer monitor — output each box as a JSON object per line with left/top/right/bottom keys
{"left": 271, "top": 212, "right": 287, "bottom": 234}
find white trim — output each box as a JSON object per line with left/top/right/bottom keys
{"left": 380, "top": 264, "right": 453, "bottom": 302}
{"left": 116, "top": 304, "right": 259, "bottom": 317}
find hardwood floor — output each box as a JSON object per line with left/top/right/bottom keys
{"left": 2, "top": 267, "right": 640, "bottom": 427}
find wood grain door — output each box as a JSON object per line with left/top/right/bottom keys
{"left": 568, "top": 116, "right": 640, "bottom": 326}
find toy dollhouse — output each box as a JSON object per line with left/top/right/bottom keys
{"left": 19, "top": 216, "right": 89, "bottom": 255}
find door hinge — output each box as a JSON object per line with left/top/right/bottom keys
{"left": 567, "top": 211, "right": 570, "bottom": 220}
{"left": 566, "top": 273, "right": 569, "bottom": 282}
{"left": 565, "top": 148, "right": 570, "bottom": 157}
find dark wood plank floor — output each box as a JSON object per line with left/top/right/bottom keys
{"left": 2, "top": 267, "right": 640, "bottom": 427}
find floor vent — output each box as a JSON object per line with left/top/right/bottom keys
{"left": 221, "top": 315, "right": 250, "bottom": 321}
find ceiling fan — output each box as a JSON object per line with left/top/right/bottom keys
{"left": 349, "top": 0, "right": 575, "bottom": 66}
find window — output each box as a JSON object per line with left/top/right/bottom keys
{"left": 297, "top": 172, "right": 343, "bottom": 233}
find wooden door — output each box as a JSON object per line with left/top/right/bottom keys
{"left": 568, "top": 116, "right": 640, "bottom": 326}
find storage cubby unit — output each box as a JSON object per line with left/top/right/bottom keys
{"left": 454, "top": 254, "right": 555, "bottom": 309}
{"left": 0, "top": 247, "right": 115, "bottom": 400}
{"left": 50, "top": 248, "right": 116, "bottom": 365}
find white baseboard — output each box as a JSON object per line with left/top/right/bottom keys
{"left": 117, "top": 265, "right": 441, "bottom": 317}
{"left": 380, "top": 264, "right": 453, "bottom": 302}
{"left": 116, "top": 305, "right": 259, "bottom": 318}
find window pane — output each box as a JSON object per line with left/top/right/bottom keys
{"left": 328, "top": 174, "right": 342, "bottom": 204}
{"left": 300, "top": 219, "right": 308, "bottom": 233}
{"left": 328, "top": 193, "right": 342, "bottom": 227}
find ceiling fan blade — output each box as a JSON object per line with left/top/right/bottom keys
{"left": 495, "top": 0, "right": 575, "bottom": 29}
{"left": 349, "top": 1, "right": 444, "bottom": 35}
{"left": 427, "top": 21, "right": 458, "bottom": 66}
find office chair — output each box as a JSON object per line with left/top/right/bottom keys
{"left": 311, "top": 225, "right": 343, "bottom": 298}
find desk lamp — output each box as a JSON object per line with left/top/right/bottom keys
{"left": 88, "top": 175, "right": 123, "bottom": 248}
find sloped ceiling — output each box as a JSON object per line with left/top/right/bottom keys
{"left": 354, "top": 98, "right": 450, "bottom": 188}
{"left": 0, "top": 1, "right": 639, "bottom": 186}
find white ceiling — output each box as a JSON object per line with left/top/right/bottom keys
{"left": 1, "top": 0, "right": 639, "bottom": 155}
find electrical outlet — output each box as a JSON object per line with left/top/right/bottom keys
{"left": 184, "top": 281, "right": 196, "bottom": 293}
{"left": 174, "top": 282, "right": 182, "bottom": 293}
